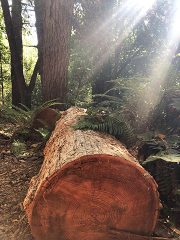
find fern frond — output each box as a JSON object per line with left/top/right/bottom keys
{"left": 40, "top": 99, "right": 65, "bottom": 109}
{"left": 74, "top": 112, "right": 136, "bottom": 147}
{"left": 96, "top": 100, "right": 123, "bottom": 108}
{"left": 93, "top": 94, "right": 122, "bottom": 102}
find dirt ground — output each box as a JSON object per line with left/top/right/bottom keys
{"left": 0, "top": 124, "right": 42, "bottom": 240}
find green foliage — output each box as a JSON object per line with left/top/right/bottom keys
{"left": 150, "top": 88, "right": 180, "bottom": 133}
{"left": 0, "top": 8, "right": 11, "bottom": 105}
{"left": 13, "top": 100, "right": 61, "bottom": 126}
{"left": 72, "top": 75, "right": 154, "bottom": 147}
{"left": 143, "top": 152, "right": 180, "bottom": 164}
{"left": 34, "top": 128, "right": 51, "bottom": 141}
{"left": 74, "top": 109, "right": 136, "bottom": 147}
{"left": 69, "top": 0, "right": 180, "bottom": 137}
{"left": 0, "top": 0, "right": 179, "bottom": 143}
{"left": 0, "top": 106, "right": 26, "bottom": 124}
{"left": 139, "top": 133, "right": 180, "bottom": 214}
{"left": 0, "top": 100, "right": 61, "bottom": 142}
{"left": 68, "top": 42, "right": 93, "bottom": 105}
{"left": 32, "top": 75, "right": 43, "bottom": 106}
{"left": 36, "top": 99, "right": 63, "bottom": 111}
{"left": 11, "top": 140, "right": 27, "bottom": 157}
{"left": 93, "top": 75, "right": 153, "bottom": 131}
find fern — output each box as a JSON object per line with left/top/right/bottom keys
{"left": 11, "top": 140, "right": 27, "bottom": 157}
{"left": 12, "top": 105, "right": 33, "bottom": 126}
{"left": 38, "top": 99, "right": 66, "bottom": 110}
{"left": 3, "top": 100, "right": 61, "bottom": 142}
{"left": 74, "top": 111, "right": 136, "bottom": 147}
{"left": 34, "top": 128, "right": 51, "bottom": 141}
{"left": 0, "top": 106, "right": 32, "bottom": 125}
{"left": 11, "top": 100, "right": 62, "bottom": 127}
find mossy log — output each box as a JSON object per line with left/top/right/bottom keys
{"left": 24, "top": 107, "right": 160, "bottom": 240}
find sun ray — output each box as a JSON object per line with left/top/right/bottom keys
{"left": 138, "top": 0, "right": 180, "bottom": 119}
{"left": 82, "top": 0, "right": 156, "bottom": 81}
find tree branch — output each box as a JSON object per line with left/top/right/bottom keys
{"left": 24, "top": 45, "right": 38, "bottom": 48}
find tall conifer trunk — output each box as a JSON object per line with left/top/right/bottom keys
{"left": 40, "top": 0, "right": 74, "bottom": 105}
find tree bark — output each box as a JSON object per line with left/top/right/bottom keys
{"left": 24, "top": 107, "right": 160, "bottom": 240}
{"left": 34, "top": 0, "right": 43, "bottom": 75}
{"left": 40, "top": 0, "right": 74, "bottom": 104}
{"left": 0, "top": 50, "right": 4, "bottom": 105}
{"left": 1, "top": 0, "right": 26, "bottom": 97}
{"left": 0, "top": 0, "right": 39, "bottom": 108}
{"left": 11, "top": 0, "right": 23, "bottom": 106}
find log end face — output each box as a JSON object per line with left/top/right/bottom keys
{"left": 26, "top": 155, "right": 160, "bottom": 240}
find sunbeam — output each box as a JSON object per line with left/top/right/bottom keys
{"left": 82, "top": 0, "right": 156, "bottom": 81}
{"left": 138, "top": 0, "right": 180, "bottom": 120}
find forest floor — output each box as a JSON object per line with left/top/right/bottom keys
{"left": 0, "top": 123, "right": 42, "bottom": 240}
{"left": 0, "top": 122, "right": 180, "bottom": 240}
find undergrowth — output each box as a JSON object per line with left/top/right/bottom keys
{"left": 0, "top": 100, "right": 61, "bottom": 142}
{"left": 74, "top": 108, "right": 136, "bottom": 147}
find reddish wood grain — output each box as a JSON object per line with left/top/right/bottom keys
{"left": 24, "top": 108, "right": 160, "bottom": 240}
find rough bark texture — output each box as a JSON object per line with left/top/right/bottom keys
{"left": 41, "top": 0, "right": 73, "bottom": 103}
{"left": 11, "top": 0, "right": 22, "bottom": 106}
{"left": 24, "top": 107, "right": 160, "bottom": 240}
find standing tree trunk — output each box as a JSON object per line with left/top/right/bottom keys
{"left": 34, "top": 0, "right": 43, "bottom": 76}
{"left": 24, "top": 107, "right": 160, "bottom": 240}
{"left": 1, "top": 0, "right": 27, "bottom": 104}
{"left": 0, "top": 50, "right": 4, "bottom": 105}
{"left": 11, "top": 0, "right": 22, "bottom": 106}
{"left": 40, "top": 0, "right": 74, "bottom": 104}
{"left": 0, "top": 0, "right": 39, "bottom": 108}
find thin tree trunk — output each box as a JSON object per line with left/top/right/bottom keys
{"left": 1, "top": 0, "right": 39, "bottom": 108}
{"left": 11, "top": 0, "right": 23, "bottom": 106}
{"left": 41, "top": 0, "right": 74, "bottom": 104}
{"left": 1, "top": 81, "right": 4, "bottom": 105}
{"left": 0, "top": 51, "right": 4, "bottom": 105}
{"left": 1, "top": 0, "right": 28, "bottom": 106}
{"left": 34, "top": 0, "right": 43, "bottom": 75}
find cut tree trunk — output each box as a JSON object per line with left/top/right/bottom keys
{"left": 24, "top": 107, "right": 160, "bottom": 240}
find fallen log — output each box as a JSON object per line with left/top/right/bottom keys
{"left": 24, "top": 107, "right": 160, "bottom": 240}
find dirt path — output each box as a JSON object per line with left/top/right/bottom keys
{"left": 0, "top": 137, "right": 42, "bottom": 240}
